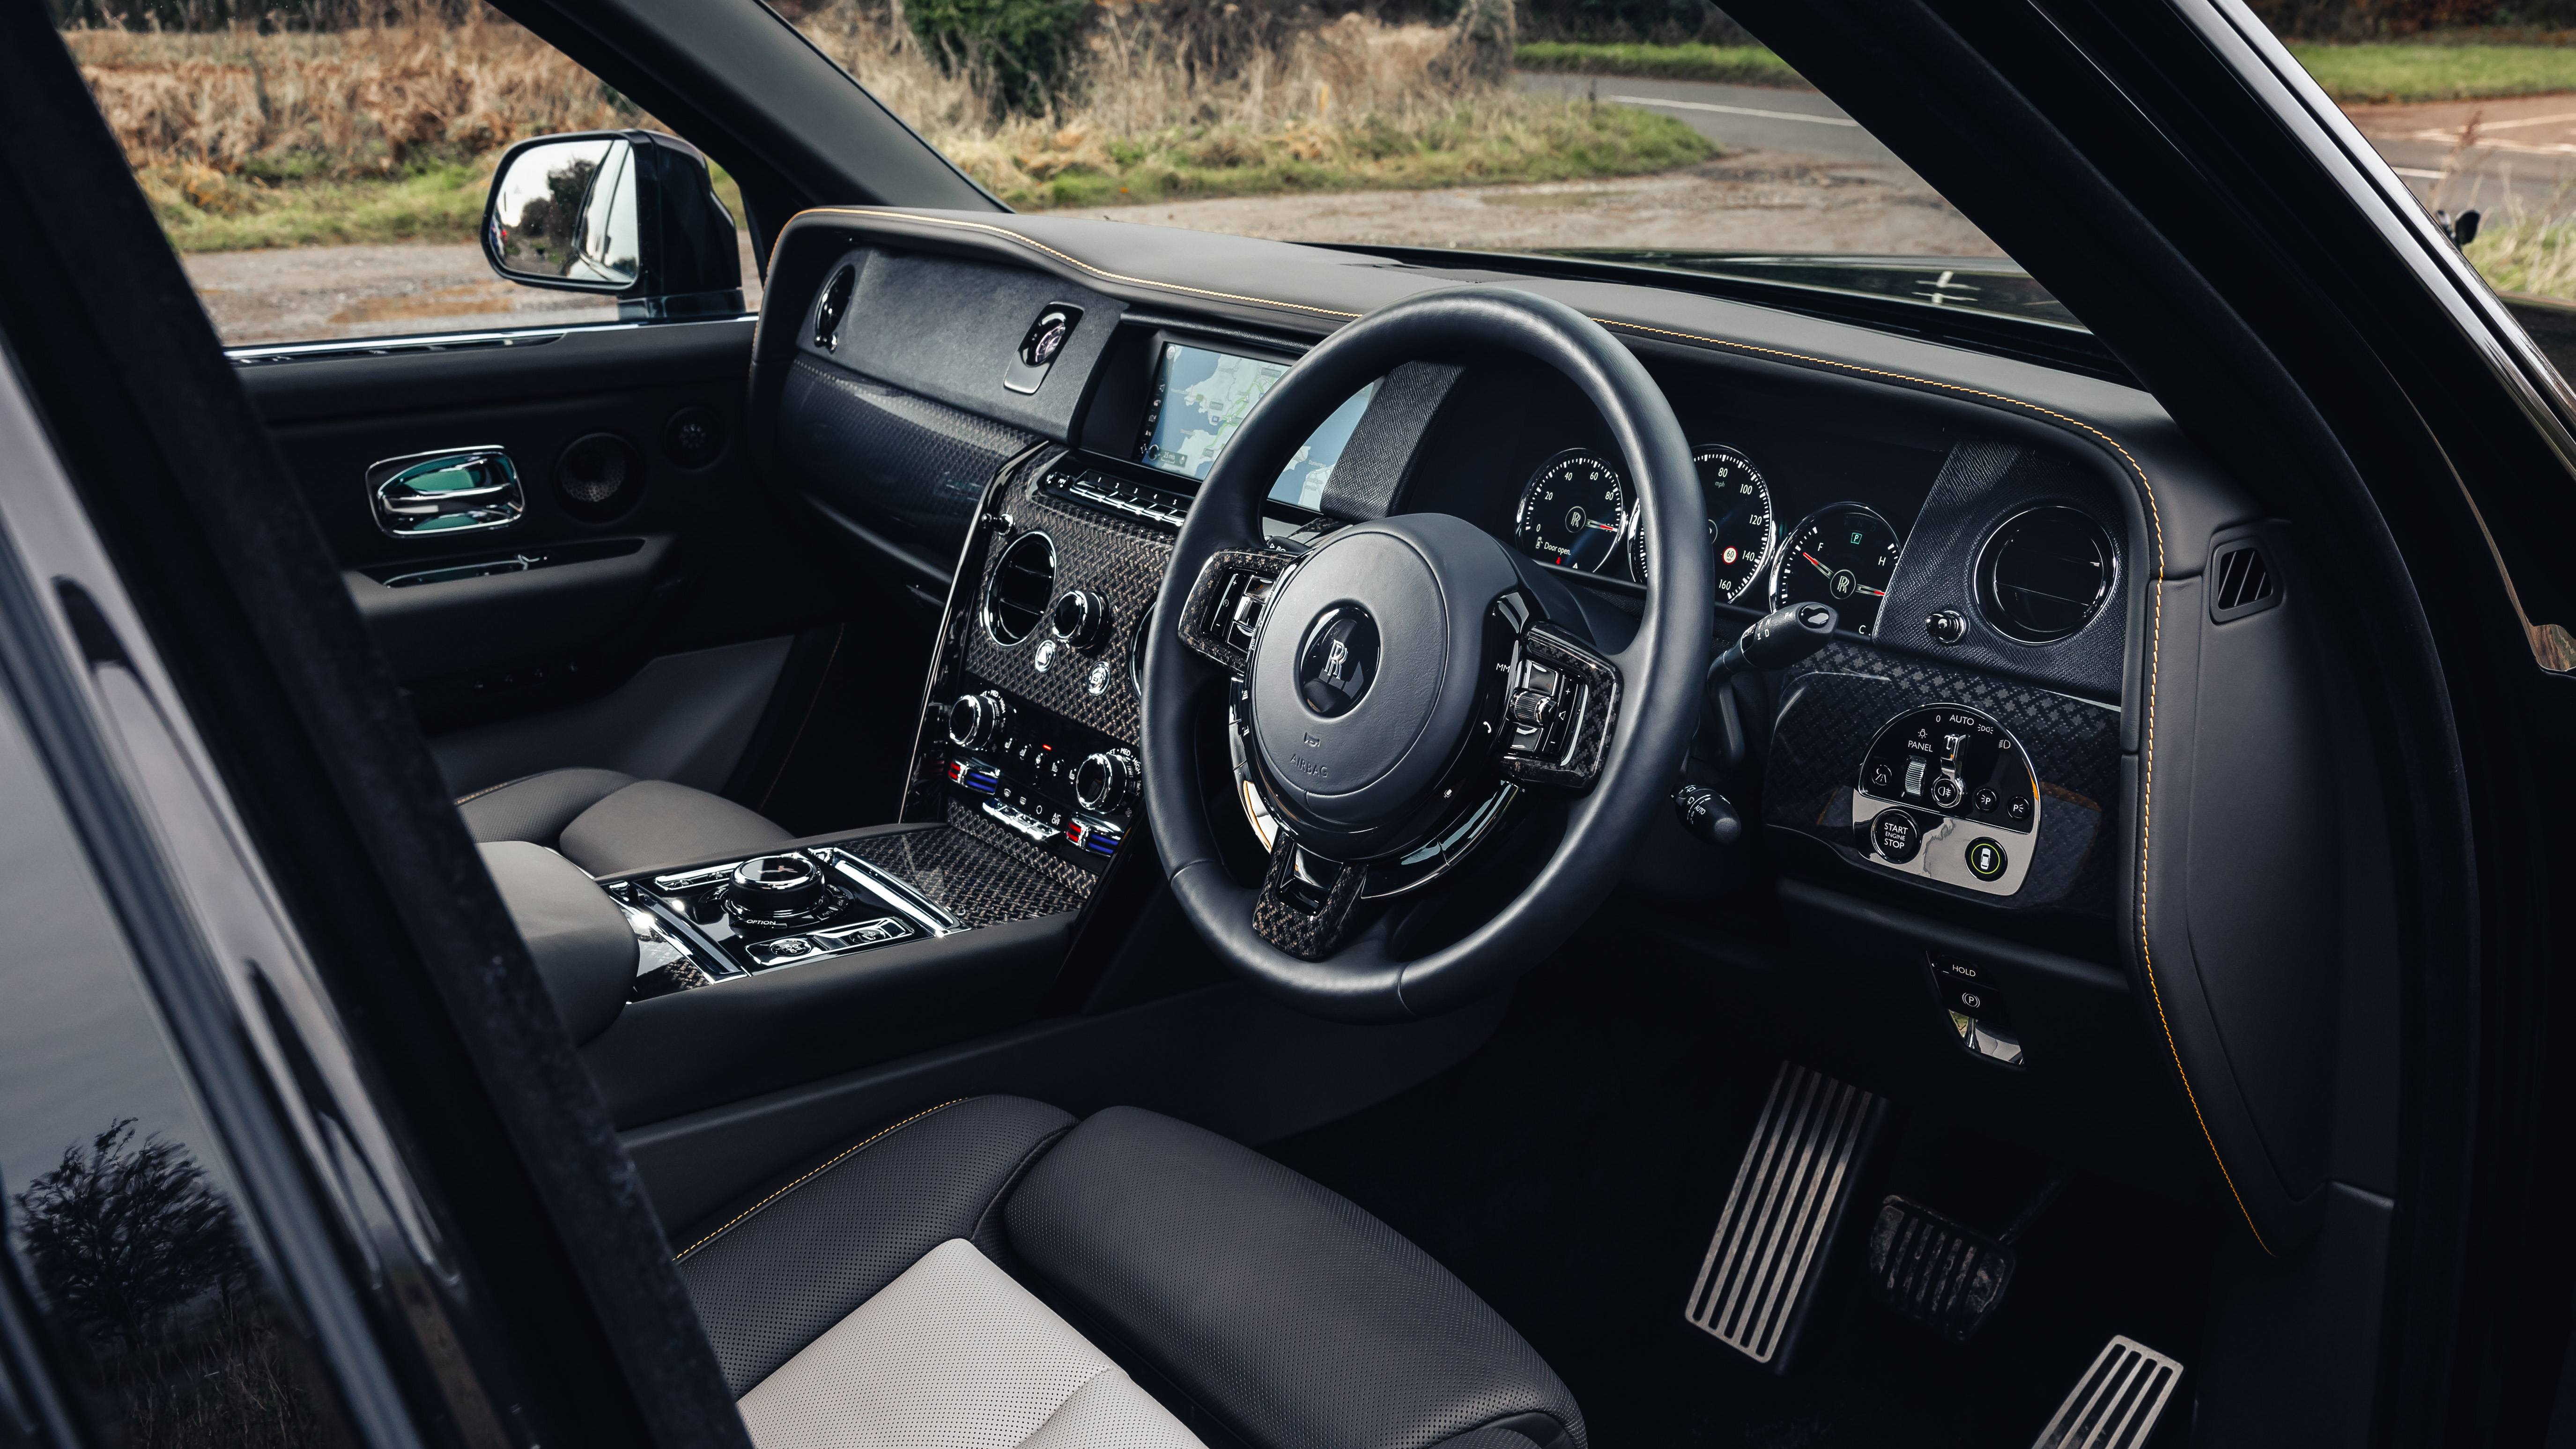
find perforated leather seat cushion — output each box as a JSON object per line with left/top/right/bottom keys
{"left": 674, "top": 1096, "right": 1077, "bottom": 1396}
{"left": 1003, "top": 1107, "right": 1587, "bottom": 1449}
{"left": 458, "top": 767, "right": 792, "bottom": 876}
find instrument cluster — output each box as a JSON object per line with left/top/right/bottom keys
{"left": 1509, "top": 443, "right": 1906, "bottom": 635}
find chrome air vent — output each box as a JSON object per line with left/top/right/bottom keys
{"left": 1976, "top": 506, "right": 2113, "bottom": 644}
{"left": 813, "top": 264, "right": 856, "bottom": 351}
{"left": 984, "top": 532, "right": 1057, "bottom": 644}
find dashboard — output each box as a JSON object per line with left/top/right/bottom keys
{"left": 731, "top": 207, "right": 2367, "bottom": 1270}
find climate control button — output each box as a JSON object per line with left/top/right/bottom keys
{"left": 1074, "top": 748, "right": 1140, "bottom": 813}
{"left": 947, "top": 690, "right": 1011, "bottom": 748}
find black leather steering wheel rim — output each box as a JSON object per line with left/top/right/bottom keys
{"left": 1141, "top": 287, "right": 1710, "bottom": 1022}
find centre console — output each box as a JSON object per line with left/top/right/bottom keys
{"left": 605, "top": 842, "right": 963, "bottom": 1000}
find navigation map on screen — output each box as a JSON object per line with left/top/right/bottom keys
{"left": 1135, "top": 342, "right": 1378, "bottom": 508}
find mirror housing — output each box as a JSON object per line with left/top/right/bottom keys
{"left": 482, "top": 130, "right": 745, "bottom": 320}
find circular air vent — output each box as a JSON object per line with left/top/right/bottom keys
{"left": 813, "top": 264, "right": 856, "bottom": 351}
{"left": 984, "top": 532, "right": 1057, "bottom": 645}
{"left": 1976, "top": 506, "right": 2114, "bottom": 643}
{"left": 554, "top": 433, "right": 642, "bottom": 524}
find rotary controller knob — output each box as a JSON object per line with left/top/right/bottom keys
{"left": 729, "top": 853, "right": 826, "bottom": 922}
{"left": 1074, "top": 748, "right": 1140, "bottom": 813}
{"left": 1049, "top": 589, "right": 1111, "bottom": 650}
{"left": 947, "top": 690, "right": 1011, "bottom": 748}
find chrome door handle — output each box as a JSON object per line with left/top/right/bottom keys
{"left": 369, "top": 447, "right": 524, "bottom": 538}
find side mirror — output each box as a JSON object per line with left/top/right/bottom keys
{"left": 482, "top": 130, "right": 744, "bottom": 320}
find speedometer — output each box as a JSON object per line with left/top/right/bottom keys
{"left": 1629, "top": 443, "right": 1776, "bottom": 600}
{"left": 1772, "top": 504, "right": 1903, "bottom": 635}
{"left": 1516, "top": 449, "right": 1628, "bottom": 574}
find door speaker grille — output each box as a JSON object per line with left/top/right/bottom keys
{"left": 2032, "top": 1336, "right": 2184, "bottom": 1449}
{"left": 1683, "top": 1062, "right": 1885, "bottom": 1366}
{"left": 984, "top": 532, "right": 1056, "bottom": 644}
{"left": 554, "top": 433, "right": 640, "bottom": 523}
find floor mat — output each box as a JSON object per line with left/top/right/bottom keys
{"left": 1262, "top": 922, "right": 2220, "bottom": 1447}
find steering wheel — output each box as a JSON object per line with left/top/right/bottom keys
{"left": 1141, "top": 288, "right": 1710, "bottom": 1022}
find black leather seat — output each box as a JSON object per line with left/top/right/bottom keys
{"left": 457, "top": 767, "right": 792, "bottom": 877}
{"left": 673, "top": 1096, "right": 1586, "bottom": 1449}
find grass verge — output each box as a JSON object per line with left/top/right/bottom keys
{"left": 2284, "top": 40, "right": 2576, "bottom": 103}
{"left": 1513, "top": 41, "right": 1805, "bottom": 87}
{"left": 142, "top": 156, "right": 748, "bottom": 253}
{"left": 2465, "top": 207, "right": 2576, "bottom": 298}
{"left": 969, "top": 99, "right": 1712, "bottom": 210}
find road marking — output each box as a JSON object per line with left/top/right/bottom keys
{"left": 2388, "top": 166, "right": 2445, "bottom": 179}
{"left": 1609, "top": 95, "right": 1861, "bottom": 126}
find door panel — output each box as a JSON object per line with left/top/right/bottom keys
{"left": 431, "top": 635, "right": 790, "bottom": 796}
{"left": 237, "top": 318, "right": 851, "bottom": 801}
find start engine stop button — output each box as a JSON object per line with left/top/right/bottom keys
{"left": 1870, "top": 808, "right": 1922, "bottom": 864}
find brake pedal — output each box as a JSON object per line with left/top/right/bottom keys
{"left": 1681, "top": 1061, "right": 1886, "bottom": 1368}
{"left": 1870, "top": 1178, "right": 2060, "bottom": 1343}
{"left": 2032, "top": 1336, "right": 2184, "bottom": 1448}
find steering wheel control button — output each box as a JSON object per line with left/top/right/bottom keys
{"left": 1870, "top": 808, "right": 1922, "bottom": 864}
{"left": 1965, "top": 837, "right": 2009, "bottom": 881}
{"left": 1295, "top": 606, "right": 1379, "bottom": 718}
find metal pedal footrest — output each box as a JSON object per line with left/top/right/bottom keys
{"left": 1681, "top": 1061, "right": 1886, "bottom": 1368}
{"left": 2033, "top": 1336, "right": 2185, "bottom": 1449}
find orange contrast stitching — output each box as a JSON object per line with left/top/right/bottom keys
{"left": 672, "top": 1099, "right": 966, "bottom": 1262}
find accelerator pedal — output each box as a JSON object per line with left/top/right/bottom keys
{"left": 2032, "top": 1336, "right": 2185, "bottom": 1449}
{"left": 1681, "top": 1061, "right": 1886, "bottom": 1368}
{"left": 1869, "top": 1178, "right": 2062, "bottom": 1343}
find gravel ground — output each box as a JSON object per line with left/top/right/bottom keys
{"left": 184, "top": 234, "right": 764, "bottom": 347}
{"left": 1080, "top": 152, "right": 2002, "bottom": 255}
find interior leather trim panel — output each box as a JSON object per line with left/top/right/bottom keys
{"left": 760, "top": 205, "right": 2285, "bottom": 1253}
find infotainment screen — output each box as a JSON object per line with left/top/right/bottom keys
{"left": 1134, "top": 341, "right": 1378, "bottom": 509}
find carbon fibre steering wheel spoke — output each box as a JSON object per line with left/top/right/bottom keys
{"left": 1252, "top": 835, "right": 1366, "bottom": 961}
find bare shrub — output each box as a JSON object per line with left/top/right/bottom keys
{"left": 67, "top": 7, "right": 647, "bottom": 176}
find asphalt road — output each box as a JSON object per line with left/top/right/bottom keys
{"left": 1518, "top": 73, "right": 1902, "bottom": 165}
{"left": 1522, "top": 72, "right": 2576, "bottom": 224}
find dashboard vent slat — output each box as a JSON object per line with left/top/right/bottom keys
{"left": 813, "top": 264, "right": 857, "bottom": 351}
{"left": 1976, "top": 506, "right": 2114, "bottom": 644}
{"left": 984, "top": 532, "right": 1056, "bottom": 645}
{"left": 2208, "top": 540, "right": 2281, "bottom": 622}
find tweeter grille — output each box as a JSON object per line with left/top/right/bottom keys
{"left": 554, "top": 433, "right": 642, "bottom": 524}
{"left": 1976, "top": 506, "right": 2113, "bottom": 644}
{"left": 984, "top": 532, "right": 1057, "bottom": 644}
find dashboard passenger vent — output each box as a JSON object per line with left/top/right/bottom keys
{"left": 813, "top": 265, "right": 856, "bottom": 351}
{"left": 984, "top": 532, "right": 1057, "bottom": 644}
{"left": 2210, "top": 541, "right": 2277, "bottom": 619}
{"left": 1976, "top": 506, "right": 2114, "bottom": 644}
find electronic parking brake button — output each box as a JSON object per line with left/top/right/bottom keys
{"left": 1870, "top": 808, "right": 1921, "bottom": 864}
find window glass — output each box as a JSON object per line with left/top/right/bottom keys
{"left": 0, "top": 678, "right": 356, "bottom": 1447}
{"left": 57, "top": 6, "right": 758, "bottom": 347}
{"left": 780, "top": 0, "right": 2061, "bottom": 329}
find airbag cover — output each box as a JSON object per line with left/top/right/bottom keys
{"left": 1247, "top": 516, "right": 1517, "bottom": 838}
